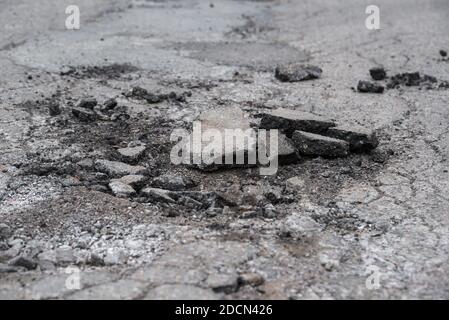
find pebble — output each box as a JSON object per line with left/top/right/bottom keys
{"left": 76, "top": 97, "right": 98, "bottom": 110}
{"left": 109, "top": 181, "right": 136, "bottom": 198}
{"left": 95, "top": 160, "right": 147, "bottom": 178}
{"left": 152, "top": 174, "right": 195, "bottom": 191}
{"left": 369, "top": 67, "right": 387, "bottom": 81}
{"left": 117, "top": 146, "right": 146, "bottom": 163}
{"left": 8, "top": 256, "right": 37, "bottom": 270}
{"left": 72, "top": 107, "right": 97, "bottom": 122}
{"left": 357, "top": 80, "right": 385, "bottom": 93}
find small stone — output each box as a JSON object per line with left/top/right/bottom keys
{"left": 141, "top": 187, "right": 176, "bottom": 203}
{"left": 325, "top": 125, "right": 379, "bottom": 152}
{"left": 72, "top": 107, "right": 97, "bottom": 122}
{"left": 117, "top": 146, "right": 146, "bottom": 163}
{"left": 286, "top": 176, "right": 306, "bottom": 192}
{"left": 369, "top": 67, "right": 387, "bottom": 81}
{"left": 187, "top": 106, "right": 258, "bottom": 171}
{"left": 104, "top": 248, "right": 128, "bottom": 265}
{"left": 0, "top": 223, "right": 11, "bottom": 240}
{"left": 275, "top": 64, "right": 322, "bottom": 82}
{"left": 357, "top": 80, "right": 384, "bottom": 93}
{"left": 263, "top": 203, "right": 277, "bottom": 218}
{"left": 152, "top": 174, "right": 195, "bottom": 191}
{"left": 206, "top": 273, "right": 239, "bottom": 294}
{"left": 47, "top": 102, "right": 61, "bottom": 116}
{"left": 37, "top": 250, "right": 57, "bottom": 263}
{"left": 113, "top": 175, "right": 146, "bottom": 189}
{"left": 145, "top": 284, "right": 221, "bottom": 300}
{"left": 8, "top": 256, "right": 37, "bottom": 270}
{"left": 56, "top": 246, "right": 75, "bottom": 265}
{"left": 238, "top": 273, "right": 265, "bottom": 287}
{"left": 109, "top": 181, "right": 136, "bottom": 198}
{"left": 240, "top": 210, "right": 258, "bottom": 219}
{"left": 103, "top": 98, "right": 118, "bottom": 110}
{"left": 0, "top": 263, "right": 20, "bottom": 273}
{"left": 76, "top": 97, "right": 98, "bottom": 110}
{"left": 95, "top": 160, "right": 147, "bottom": 178}
{"left": 387, "top": 72, "right": 437, "bottom": 89}
{"left": 259, "top": 108, "right": 335, "bottom": 135}
{"left": 76, "top": 158, "right": 94, "bottom": 169}
{"left": 292, "top": 131, "right": 349, "bottom": 157}
{"left": 440, "top": 50, "right": 447, "bottom": 57}
{"left": 87, "top": 253, "right": 105, "bottom": 266}
{"left": 38, "top": 260, "right": 56, "bottom": 271}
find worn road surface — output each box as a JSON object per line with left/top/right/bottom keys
{"left": 1, "top": 0, "right": 449, "bottom": 299}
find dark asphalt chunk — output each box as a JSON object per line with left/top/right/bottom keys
{"left": 95, "top": 160, "right": 147, "bottom": 178}
{"left": 72, "top": 107, "right": 97, "bottom": 122}
{"left": 259, "top": 108, "right": 335, "bottom": 135}
{"left": 292, "top": 130, "right": 349, "bottom": 157}
{"left": 369, "top": 67, "right": 387, "bottom": 81}
{"left": 440, "top": 50, "right": 447, "bottom": 57}
{"left": 325, "top": 125, "right": 379, "bottom": 152}
{"left": 117, "top": 146, "right": 146, "bottom": 164}
{"left": 187, "top": 107, "right": 258, "bottom": 172}
{"left": 8, "top": 256, "right": 37, "bottom": 270}
{"left": 151, "top": 174, "right": 196, "bottom": 191}
{"left": 76, "top": 98, "right": 98, "bottom": 110}
{"left": 103, "top": 98, "right": 118, "bottom": 110}
{"left": 47, "top": 102, "right": 61, "bottom": 116}
{"left": 275, "top": 64, "right": 322, "bottom": 82}
{"left": 357, "top": 80, "right": 385, "bottom": 93}
{"left": 125, "top": 86, "right": 188, "bottom": 104}
{"left": 387, "top": 72, "right": 438, "bottom": 89}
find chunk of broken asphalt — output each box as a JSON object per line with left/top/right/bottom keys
{"left": 72, "top": 107, "right": 97, "bottom": 122}
{"left": 151, "top": 174, "right": 195, "bottom": 191}
{"left": 275, "top": 64, "right": 322, "bottom": 82}
{"left": 112, "top": 175, "right": 146, "bottom": 189}
{"left": 265, "top": 132, "right": 299, "bottom": 164}
{"left": 325, "top": 125, "right": 378, "bottom": 152}
{"left": 369, "top": 67, "right": 387, "bottom": 81}
{"left": 95, "top": 160, "right": 147, "bottom": 178}
{"left": 188, "top": 107, "right": 258, "bottom": 171}
{"left": 47, "top": 102, "right": 61, "bottom": 116}
{"left": 292, "top": 130, "right": 349, "bottom": 157}
{"left": 117, "top": 146, "right": 146, "bottom": 163}
{"left": 440, "top": 50, "right": 447, "bottom": 57}
{"left": 357, "top": 80, "right": 385, "bottom": 93}
{"left": 141, "top": 187, "right": 176, "bottom": 203}
{"left": 387, "top": 72, "right": 438, "bottom": 89}
{"left": 103, "top": 98, "right": 118, "bottom": 110}
{"left": 76, "top": 97, "right": 98, "bottom": 110}
{"left": 109, "top": 181, "right": 136, "bottom": 198}
{"left": 8, "top": 256, "right": 37, "bottom": 270}
{"left": 259, "top": 108, "right": 335, "bottom": 135}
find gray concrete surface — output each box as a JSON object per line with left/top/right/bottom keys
{"left": 0, "top": 0, "right": 449, "bottom": 299}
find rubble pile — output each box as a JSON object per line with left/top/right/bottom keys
{"left": 259, "top": 108, "right": 378, "bottom": 157}
{"left": 357, "top": 67, "right": 449, "bottom": 92}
